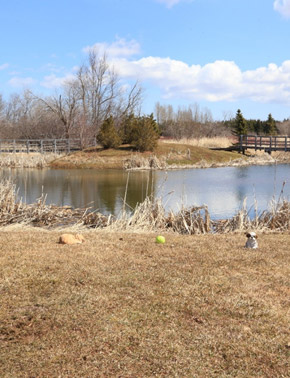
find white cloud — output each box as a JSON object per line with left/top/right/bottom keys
{"left": 19, "top": 35, "right": 290, "bottom": 108}
{"left": 156, "top": 0, "right": 193, "bottom": 8}
{"left": 40, "top": 73, "right": 76, "bottom": 89}
{"left": 112, "top": 56, "right": 290, "bottom": 105}
{"left": 0, "top": 63, "right": 9, "bottom": 70}
{"left": 83, "top": 37, "right": 141, "bottom": 58}
{"left": 274, "top": 0, "right": 290, "bottom": 18}
{"left": 8, "top": 76, "right": 36, "bottom": 88}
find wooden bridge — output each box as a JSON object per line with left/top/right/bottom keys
{"left": 0, "top": 139, "right": 85, "bottom": 154}
{"left": 214, "top": 135, "right": 290, "bottom": 154}
{"left": 237, "top": 135, "right": 290, "bottom": 154}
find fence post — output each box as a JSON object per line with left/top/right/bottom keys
{"left": 285, "top": 136, "right": 287, "bottom": 152}
{"left": 67, "top": 139, "right": 70, "bottom": 154}
{"left": 54, "top": 140, "right": 57, "bottom": 154}
{"left": 26, "top": 140, "right": 30, "bottom": 153}
{"left": 239, "top": 135, "right": 243, "bottom": 153}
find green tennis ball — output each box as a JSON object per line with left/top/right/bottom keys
{"left": 156, "top": 235, "right": 165, "bottom": 244}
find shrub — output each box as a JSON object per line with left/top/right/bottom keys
{"left": 131, "top": 114, "right": 160, "bottom": 152}
{"left": 97, "top": 116, "right": 121, "bottom": 149}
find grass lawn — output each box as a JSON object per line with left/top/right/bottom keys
{"left": 0, "top": 230, "right": 289, "bottom": 377}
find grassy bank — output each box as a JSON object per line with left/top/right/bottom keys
{"left": 0, "top": 230, "right": 289, "bottom": 377}
{"left": 50, "top": 140, "right": 247, "bottom": 170}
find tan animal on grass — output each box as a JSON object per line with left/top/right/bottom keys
{"left": 58, "top": 234, "right": 85, "bottom": 245}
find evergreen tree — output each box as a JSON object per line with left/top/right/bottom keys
{"left": 96, "top": 116, "right": 121, "bottom": 149}
{"left": 232, "top": 109, "right": 248, "bottom": 136}
{"left": 131, "top": 114, "right": 160, "bottom": 152}
{"left": 120, "top": 113, "right": 138, "bottom": 144}
{"left": 254, "top": 119, "right": 263, "bottom": 135}
{"left": 263, "top": 113, "right": 277, "bottom": 135}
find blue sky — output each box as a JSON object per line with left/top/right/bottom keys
{"left": 1, "top": 0, "right": 290, "bottom": 120}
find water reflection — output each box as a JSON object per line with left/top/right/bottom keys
{"left": 0, "top": 169, "right": 154, "bottom": 215}
{"left": 1, "top": 164, "right": 290, "bottom": 219}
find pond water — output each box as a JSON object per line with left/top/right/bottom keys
{"left": 1, "top": 164, "right": 290, "bottom": 219}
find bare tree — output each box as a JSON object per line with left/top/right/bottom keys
{"left": 0, "top": 50, "right": 143, "bottom": 144}
{"left": 31, "top": 80, "right": 79, "bottom": 139}
{"left": 75, "top": 50, "right": 142, "bottom": 139}
{"left": 30, "top": 50, "right": 143, "bottom": 146}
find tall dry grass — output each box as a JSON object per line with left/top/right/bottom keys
{"left": 0, "top": 180, "right": 89, "bottom": 228}
{"left": 1, "top": 180, "right": 290, "bottom": 234}
{"left": 0, "top": 153, "right": 60, "bottom": 168}
{"left": 162, "top": 137, "right": 235, "bottom": 148}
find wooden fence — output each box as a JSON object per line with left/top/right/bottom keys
{"left": 0, "top": 139, "right": 85, "bottom": 154}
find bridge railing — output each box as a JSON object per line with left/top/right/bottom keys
{"left": 239, "top": 135, "right": 290, "bottom": 152}
{"left": 0, "top": 139, "right": 94, "bottom": 154}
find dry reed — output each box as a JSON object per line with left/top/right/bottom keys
{"left": 1, "top": 180, "right": 290, "bottom": 233}
{"left": 0, "top": 153, "right": 60, "bottom": 168}
{"left": 0, "top": 180, "right": 87, "bottom": 227}
{"left": 124, "top": 154, "right": 167, "bottom": 170}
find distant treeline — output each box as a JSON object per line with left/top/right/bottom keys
{"left": 1, "top": 51, "right": 290, "bottom": 146}
{"left": 155, "top": 104, "right": 290, "bottom": 138}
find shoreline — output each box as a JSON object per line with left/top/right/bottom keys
{"left": 1, "top": 149, "right": 290, "bottom": 170}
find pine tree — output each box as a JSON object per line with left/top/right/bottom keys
{"left": 97, "top": 116, "right": 121, "bottom": 149}
{"left": 232, "top": 109, "right": 248, "bottom": 136}
{"left": 264, "top": 113, "right": 277, "bottom": 135}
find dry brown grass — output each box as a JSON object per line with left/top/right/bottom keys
{"left": 0, "top": 153, "right": 61, "bottom": 168}
{"left": 162, "top": 137, "right": 235, "bottom": 149}
{"left": 0, "top": 230, "right": 289, "bottom": 377}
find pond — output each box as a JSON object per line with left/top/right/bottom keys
{"left": 1, "top": 164, "right": 290, "bottom": 219}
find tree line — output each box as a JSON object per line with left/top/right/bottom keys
{"left": 154, "top": 102, "right": 232, "bottom": 139}
{"left": 229, "top": 109, "right": 279, "bottom": 136}
{"left": 1, "top": 50, "right": 290, "bottom": 152}
{"left": 155, "top": 105, "right": 290, "bottom": 139}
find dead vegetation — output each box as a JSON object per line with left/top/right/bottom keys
{"left": 0, "top": 230, "right": 289, "bottom": 377}
{"left": 162, "top": 136, "right": 235, "bottom": 148}
{"left": 1, "top": 180, "right": 290, "bottom": 234}
{"left": 0, "top": 180, "right": 89, "bottom": 228}
{"left": 0, "top": 153, "right": 60, "bottom": 168}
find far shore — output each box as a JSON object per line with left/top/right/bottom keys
{"left": 1, "top": 138, "right": 290, "bottom": 170}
